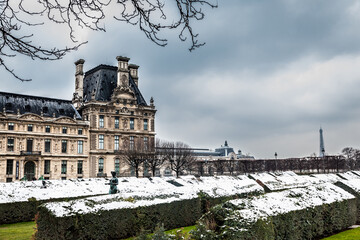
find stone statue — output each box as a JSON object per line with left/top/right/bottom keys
{"left": 106, "top": 171, "right": 119, "bottom": 194}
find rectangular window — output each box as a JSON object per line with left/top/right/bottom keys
{"left": 44, "top": 160, "right": 50, "bottom": 174}
{"left": 115, "top": 159, "right": 120, "bottom": 174}
{"left": 61, "top": 140, "right": 67, "bottom": 153}
{"left": 130, "top": 118, "right": 134, "bottom": 130}
{"left": 45, "top": 125, "right": 50, "bottom": 133}
{"left": 8, "top": 122, "right": 14, "bottom": 130}
{"left": 27, "top": 124, "right": 33, "bottom": 132}
{"left": 62, "top": 127, "right": 67, "bottom": 134}
{"left": 78, "top": 140, "right": 83, "bottom": 154}
{"left": 98, "top": 158, "right": 104, "bottom": 173}
{"left": 99, "top": 135, "right": 104, "bottom": 149}
{"left": 7, "top": 138, "right": 14, "bottom": 152}
{"left": 144, "top": 137, "right": 148, "bottom": 151}
{"left": 77, "top": 160, "right": 83, "bottom": 174}
{"left": 99, "top": 115, "right": 104, "bottom": 128}
{"left": 78, "top": 128, "right": 83, "bottom": 135}
{"left": 6, "top": 160, "right": 13, "bottom": 175}
{"left": 45, "top": 139, "right": 51, "bottom": 153}
{"left": 61, "top": 160, "right": 67, "bottom": 174}
{"left": 114, "top": 135, "right": 119, "bottom": 151}
{"left": 115, "top": 117, "right": 119, "bottom": 129}
{"left": 26, "top": 139, "right": 33, "bottom": 152}
{"left": 143, "top": 119, "right": 148, "bottom": 131}
{"left": 129, "top": 136, "right": 134, "bottom": 150}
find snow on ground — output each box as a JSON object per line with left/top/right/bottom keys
{"left": 227, "top": 183, "right": 355, "bottom": 226}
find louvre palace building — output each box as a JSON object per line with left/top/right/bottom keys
{"left": 0, "top": 56, "right": 156, "bottom": 182}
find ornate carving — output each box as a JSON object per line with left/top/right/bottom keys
{"left": 123, "top": 118, "right": 128, "bottom": 129}
{"left": 18, "top": 113, "right": 43, "bottom": 121}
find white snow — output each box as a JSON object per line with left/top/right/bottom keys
{"left": 249, "top": 171, "right": 321, "bottom": 191}
{"left": 337, "top": 172, "right": 360, "bottom": 180}
{"left": 227, "top": 183, "right": 355, "bottom": 225}
{"left": 39, "top": 175, "right": 263, "bottom": 217}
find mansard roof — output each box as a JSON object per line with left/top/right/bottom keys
{"left": 82, "top": 64, "right": 147, "bottom": 105}
{"left": 0, "top": 91, "right": 82, "bottom": 119}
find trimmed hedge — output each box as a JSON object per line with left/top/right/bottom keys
{"left": 196, "top": 198, "right": 357, "bottom": 240}
{"left": 335, "top": 181, "right": 360, "bottom": 223}
{"left": 0, "top": 194, "right": 105, "bottom": 225}
{"left": 35, "top": 198, "right": 202, "bottom": 240}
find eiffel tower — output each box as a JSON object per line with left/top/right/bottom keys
{"left": 319, "top": 127, "right": 325, "bottom": 157}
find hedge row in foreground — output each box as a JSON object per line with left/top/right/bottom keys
{"left": 193, "top": 183, "right": 357, "bottom": 240}
{"left": 34, "top": 189, "right": 263, "bottom": 240}
{"left": 0, "top": 195, "right": 105, "bottom": 224}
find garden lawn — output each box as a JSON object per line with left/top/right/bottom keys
{"left": 321, "top": 227, "right": 360, "bottom": 240}
{"left": 0, "top": 221, "right": 36, "bottom": 240}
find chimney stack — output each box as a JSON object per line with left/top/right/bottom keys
{"left": 73, "top": 59, "right": 85, "bottom": 108}
{"left": 116, "top": 56, "right": 130, "bottom": 87}
{"left": 129, "top": 64, "right": 139, "bottom": 86}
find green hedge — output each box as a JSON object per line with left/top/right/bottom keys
{"left": 335, "top": 181, "right": 360, "bottom": 223}
{"left": 195, "top": 198, "right": 357, "bottom": 240}
{"left": 35, "top": 198, "right": 202, "bottom": 240}
{"left": 0, "top": 195, "right": 105, "bottom": 225}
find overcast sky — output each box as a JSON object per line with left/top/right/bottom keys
{"left": 2, "top": 0, "right": 360, "bottom": 158}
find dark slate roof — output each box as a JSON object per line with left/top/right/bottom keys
{"left": 83, "top": 65, "right": 147, "bottom": 105}
{"left": 0, "top": 91, "right": 82, "bottom": 119}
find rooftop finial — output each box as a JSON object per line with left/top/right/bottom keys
{"left": 225, "top": 140, "right": 228, "bottom": 147}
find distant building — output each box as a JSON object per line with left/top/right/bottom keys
{"left": 0, "top": 56, "right": 156, "bottom": 182}
{"left": 193, "top": 140, "right": 255, "bottom": 160}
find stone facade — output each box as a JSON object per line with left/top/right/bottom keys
{"left": 0, "top": 56, "right": 156, "bottom": 182}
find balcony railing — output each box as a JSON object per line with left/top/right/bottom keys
{"left": 20, "top": 151, "right": 41, "bottom": 156}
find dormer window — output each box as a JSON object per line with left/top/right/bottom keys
{"left": 59, "top": 109, "right": 65, "bottom": 115}
{"left": 5, "top": 103, "right": 12, "bottom": 111}
{"left": 42, "top": 107, "right": 48, "bottom": 114}
{"left": 25, "top": 105, "right": 31, "bottom": 112}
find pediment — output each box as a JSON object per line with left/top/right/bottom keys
{"left": 53, "top": 116, "right": 77, "bottom": 124}
{"left": 18, "top": 113, "right": 44, "bottom": 121}
{"left": 111, "top": 86, "right": 136, "bottom": 101}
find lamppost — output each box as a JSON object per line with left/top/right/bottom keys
{"left": 275, "top": 152, "right": 278, "bottom": 172}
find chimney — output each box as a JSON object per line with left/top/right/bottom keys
{"left": 116, "top": 56, "right": 130, "bottom": 87}
{"left": 73, "top": 59, "right": 85, "bottom": 108}
{"left": 74, "top": 59, "right": 85, "bottom": 94}
{"left": 129, "top": 64, "right": 139, "bottom": 86}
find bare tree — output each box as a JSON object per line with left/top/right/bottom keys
{"left": 162, "top": 141, "right": 195, "bottom": 178}
{"left": 147, "top": 138, "right": 167, "bottom": 177}
{"left": 122, "top": 137, "right": 151, "bottom": 178}
{"left": 0, "top": 0, "right": 217, "bottom": 80}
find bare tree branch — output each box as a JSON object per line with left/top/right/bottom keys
{"left": 0, "top": 0, "right": 217, "bottom": 80}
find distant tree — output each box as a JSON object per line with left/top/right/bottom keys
{"left": 224, "top": 159, "right": 236, "bottom": 175}
{"left": 0, "top": 0, "right": 217, "bottom": 81}
{"left": 213, "top": 159, "right": 225, "bottom": 175}
{"left": 147, "top": 139, "right": 167, "bottom": 177}
{"left": 122, "top": 137, "right": 151, "bottom": 178}
{"left": 162, "top": 141, "right": 195, "bottom": 178}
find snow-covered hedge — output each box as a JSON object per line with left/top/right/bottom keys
{"left": 34, "top": 176, "right": 263, "bottom": 239}
{"left": 335, "top": 178, "right": 360, "bottom": 223}
{"left": 249, "top": 171, "right": 321, "bottom": 192}
{"left": 195, "top": 183, "right": 357, "bottom": 240}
